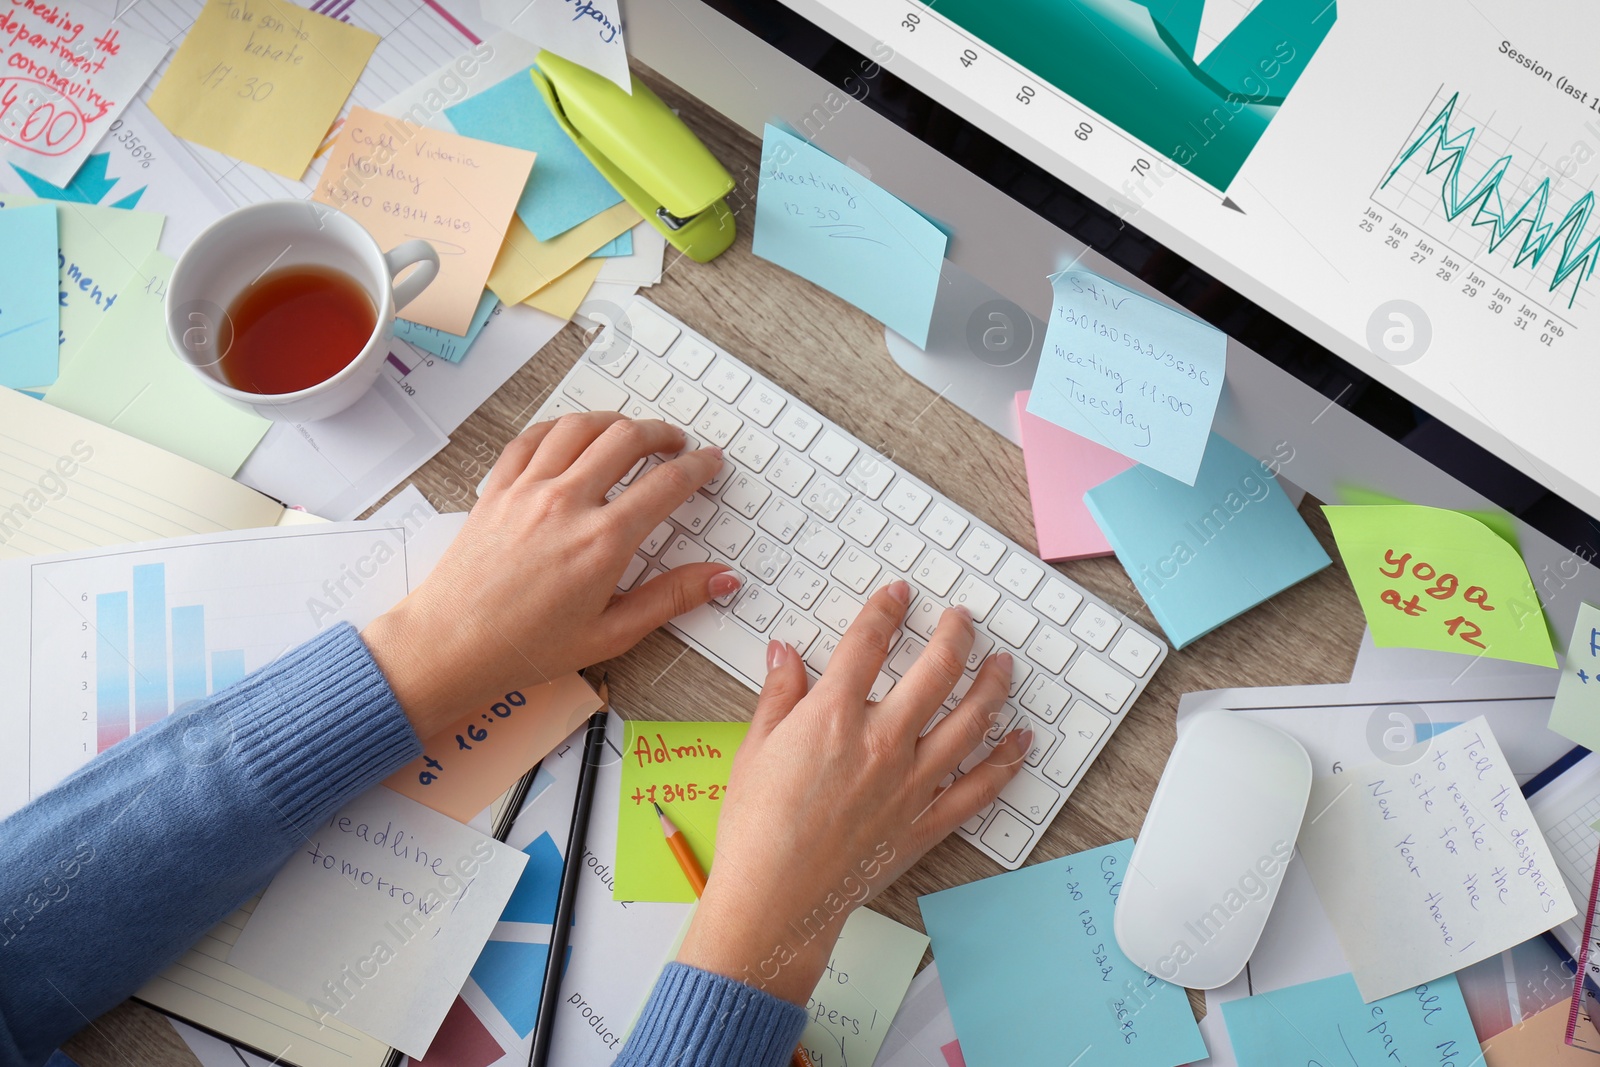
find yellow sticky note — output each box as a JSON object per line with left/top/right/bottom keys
{"left": 487, "top": 202, "right": 640, "bottom": 306}
{"left": 522, "top": 257, "right": 604, "bottom": 320}
{"left": 615, "top": 720, "right": 749, "bottom": 903}
{"left": 149, "top": 0, "right": 379, "bottom": 179}
{"left": 1323, "top": 504, "right": 1555, "bottom": 666}
{"left": 315, "top": 108, "right": 536, "bottom": 334}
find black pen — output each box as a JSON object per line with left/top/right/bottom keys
{"left": 528, "top": 678, "right": 610, "bottom": 1067}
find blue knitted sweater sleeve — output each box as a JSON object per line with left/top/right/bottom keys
{"left": 616, "top": 963, "right": 808, "bottom": 1067}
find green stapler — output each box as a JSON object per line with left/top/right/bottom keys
{"left": 531, "top": 51, "right": 737, "bottom": 263}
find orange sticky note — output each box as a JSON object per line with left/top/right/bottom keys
{"left": 385, "top": 674, "right": 601, "bottom": 822}
{"left": 1481, "top": 1003, "right": 1598, "bottom": 1065}
{"left": 314, "top": 107, "right": 535, "bottom": 334}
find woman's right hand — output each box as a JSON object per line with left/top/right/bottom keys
{"left": 676, "top": 580, "right": 1031, "bottom": 1004}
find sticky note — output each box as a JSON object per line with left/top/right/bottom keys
{"left": 1481, "top": 1001, "right": 1599, "bottom": 1065}
{"left": 1083, "top": 434, "right": 1330, "bottom": 649}
{"left": 1549, "top": 603, "right": 1600, "bottom": 751}
{"left": 523, "top": 258, "right": 604, "bottom": 320}
{"left": 385, "top": 675, "right": 602, "bottom": 822}
{"left": 1323, "top": 504, "right": 1555, "bottom": 666}
{"left": 1027, "top": 270, "right": 1225, "bottom": 486}
{"left": 753, "top": 125, "right": 948, "bottom": 348}
{"left": 315, "top": 108, "right": 535, "bottom": 334}
{"left": 0, "top": 194, "right": 165, "bottom": 368}
{"left": 44, "top": 249, "right": 270, "bottom": 477}
{"left": 0, "top": 9, "right": 167, "bottom": 186}
{"left": 487, "top": 203, "right": 640, "bottom": 306}
{"left": 395, "top": 291, "right": 499, "bottom": 364}
{"left": 228, "top": 788, "right": 528, "bottom": 1059}
{"left": 590, "top": 231, "right": 633, "bottom": 257}
{"left": 799, "top": 908, "right": 928, "bottom": 1067}
{"left": 481, "top": 0, "right": 632, "bottom": 94}
{"left": 149, "top": 0, "right": 379, "bottom": 179}
{"left": 615, "top": 720, "right": 749, "bottom": 902}
{"left": 444, "top": 68, "right": 625, "bottom": 241}
{"left": 920, "top": 841, "right": 1206, "bottom": 1067}
{"left": 1015, "top": 391, "right": 1132, "bottom": 561}
{"left": 0, "top": 206, "right": 60, "bottom": 388}
{"left": 1297, "top": 717, "right": 1576, "bottom": 1002}
{"left": 1221, "top": 973, "right": 1479, "bottom": 1067}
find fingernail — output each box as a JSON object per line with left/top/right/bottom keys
{"left": 950, "top": 604, "right": 972, "bottom": 623}
{"left": 1015, "top": 728, "right": 1034, "bottom": 751}
{"left": 701, "top": 446, "right": 724, "bottom": 461}
{"left": 994, "top": 651, "right": 1013, "bottom": 672}
{"left": 767, "top": 639, "right": 788, "bottom": 670}
{"left": 708, "top": 571, "right": 742, "bottom": 598}
{"left": 887, "top": 579, "right": 911, "bottom": 604}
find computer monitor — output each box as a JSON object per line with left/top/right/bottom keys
{"left": 626, "top": 0, "right": 1600, "bottom": 642}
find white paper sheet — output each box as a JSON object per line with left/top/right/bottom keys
{"left": 228, "top": 787, "right": 528, "bottom": 1059}
{"left": 871, "top": 963, "right": 961, "bottom": 1067}
{"left": 1297, "top": 716, "right": 1576, "bottom": 1001}
{"left": 481, "top": 0, "right": 632, "bottom": 93}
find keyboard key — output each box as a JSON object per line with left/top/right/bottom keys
{"left": 995, "top": 554, "right": 1044, "bottom": 599}
{"left": 534, "top": 395, "right": 585, "bottom": 421}
{"left": 620, "top": 397, "right": 661, "bottom": 423}
{"left": 811, "top": 431, "right": 859, "bottom": 476}
{"left": 661, "top": 535, "right": 710, "bottom": 568}
{"left": 704, "top": 513, "right": 755, "bottom": 559}
{"left": 883, "top": 479, "right": 932, "bottom": 524}
{"left": 816, "top": 588, "right": 864, "bottom": 634}
{"left": 887, "top": 636, "right": 924, "bottom": 677}
{"left": 964, "top": 631, "right": 995, "bottom": 671}
{"left": 693, "top": 403, "right": 743, "bottom": 448}
{"left": 1110, "top": 629, "right": 1161, "bottom": 677}
{"left": 737, "top": 384, "right": 786, "bottom": 427}
{"left": 641, "top": 521, "right": 673, "bottom": 556}
{"left": 1007, "top": 657, "right": 1032, "bottom": 696}
{"left": 1069, "top": 604, "right": 1119, "bottom": 651}
{"left": 906, "top": 598, "right": 943, "bottom": 640}
{"left": 912, "top": 551, "right": 961, "bottom": 597}
{"left": 728, "top": 428, "right": 778, "bottom": 472}
{"left": 667, "top": 337, "right": 717, "bottom": 378}
{"left": 625, "top": 303, "right": 680, "bottom": 354}
{"left": 721, "top": 472, "right": 771, "bottom": 519}
{"left": 876, "top": 525, "right": 926, "bottom": 572}
{"left": 984, "top": 706, "right": 1017, "bottom": 741}
{"left": 777, "top": 562, "right": 828, "bottom": 609}
{"left": 950, "top": 575, "right": 1000, "bottom": 622}
{"left": 757, "top": 500, "right": 807, "bottom": 542}
{"left": 801, "top": 477, "right": 851, "bottom": 522}
{"left": 670, "top": 493, "right": 718, "bottom": 535}
{"left": 705, "top": 458, "right": 734, "bottom": 495}
{"left": 704, "top": 361, "right": 751, "bottom": 403}
{"left": 562, "top": 364, "right": 629, "bottom": 411}
{"left": 989, "top": 600, "right": 1039, "bottom": 648}
{"left": 941, "top": 671, "right": 975, "bottom": 711}
{"left": 1034, "top": 578, "right": 1084, "bottom": 627}
{"left": 869, "top": 671, "right": 896, "bottom": 702}
{"left": 772, "top": 610, "right": 820, "bottom": 655}
{"left": 623, "top": 357, "right": 670, "bottom": 399}
{"left": 806, "top": 630, "right": 840, "bottom": 673}
{"left": 733, "top": 585, "right": 782, "bottom": 631}
{"left": 1042, "top": 702, "right": 1110, "bottom": 786}
{"left": 844, "top": 456, "right": 893, "bottom": 501}
{"left": 998, "top": 768, "right": 1057, "bottom": 824}
{"left": 619, "top": 554, "right": 647, "bottom": 591}
{"left": 1065, "top": 655, "right": 1135, "bottom": 713}
{"left": 919, "top": 503, "right": 968, "bottom": 550}
{"left": 660, "top": 381, "right": 708, "bottom": 424}
{"left": 765, "top": 452, "right": 815, "bottom": 497}
{"left": 773, "top": 407, "right": 822, "bottom": 450}
{"left": 672, "top": 602, "right": 770, "bottom": 685}
{"left": 1020, "top": 676, "right": 1070, "bottom": 722}
{"left": 832, "top": 546, "right": 882, "bottom": 594}
{"left": 741, "top": 537, "right": 791, "bottom": 583}
{"left": 960, "top": 802, "right": 993, "bottom": 836}
{"left": 956, "top": 529, "right": 1005, "bottom": 574}
{"left": 795, "top": 522, "right": 844, "bottom": 567}
{"left": 980, "top": 810, "right": 1033, "bottom": 863}
{"left": 1025, "top": 627, "right": 1077, "bottom": 674}
{"left": 591, "top": 342, "right": 636, "bottom": 377}
{"left": 1024, "top": 729, "right": 1057, "bottom": 767}
{"left": 839, "top": 502, "right": 888, "bottom": 545}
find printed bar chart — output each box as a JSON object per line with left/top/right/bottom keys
{"left": 94, "top": 592, "right": 130, "bottom": 751}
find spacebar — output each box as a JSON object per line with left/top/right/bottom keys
{"left": 670, "top": 605, "right": 770, "bottom": 691}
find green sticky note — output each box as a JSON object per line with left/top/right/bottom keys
{"left": 615, "top": 720, "right": 749, "bottom": 903}
{"left": 799, "top": 908, "right": 928, "bottom": 1067}
{"left": 1323, "top": 504, "right": 1555, "bottom": 666}
{"left": 1551, "top": 603, "right": 1600, "bottom": 750}
{"left": 0, "top": 194, "right": 165, "bottom": 369}
{"left": 44, "top": 249, "right": 270, "bottom": 477}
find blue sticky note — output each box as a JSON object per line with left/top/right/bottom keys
{"left": 1222, "top": 973, "right": 1479, "bottom": 1067}
{"left": 1027, "top": 270, "right": 1226, "bottom": 486}
{"left": 445, "top": 68, "right": 624, "bottom": 242}
{"left": 1084, "top": 433, "right": 1330, "bottom": 649}
{"left": 752, "top": 124, "right": 948, "bottom": 348}
{"left": 921, "top": 841, "right": 1206, "bottom": 1067}
{"left": 0, "top": 205, "right": 61, "bottom": 388}
{"left": 589, "top": 230, "right": 633, "bottom": 258}
{"left": 394, "top": 290, "right": 497, "bottom": 363}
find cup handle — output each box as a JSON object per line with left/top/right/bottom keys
{"left": 384, "top": 240, "right": 441, "bottom": 312}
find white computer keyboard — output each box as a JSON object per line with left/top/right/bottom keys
{"left": 522, "top": 298, "right": 1168, "bottom": 868}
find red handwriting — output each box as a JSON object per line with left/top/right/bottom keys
{"left": 630, "top": 782, "right": 726, "bottom": 805}
{"left": 0, "top": 78, "right": 86, "bottom": 156}
{"left": 1378, "top": 549, "right": 1495, "bottom": 649}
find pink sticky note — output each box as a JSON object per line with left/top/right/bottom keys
{"left": 941, "top": 1039, "right": 967, "bottom": 1067}
{"left": 1015, "top": 391, "right": 1134, "bottom": 561}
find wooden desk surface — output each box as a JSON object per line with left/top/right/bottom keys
{"left": 62, "top": 65, "right": 1369, "bottom": 1067}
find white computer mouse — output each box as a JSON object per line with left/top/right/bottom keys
{"left": 1113, "top": 710, "right": 1312, "bottom": 989}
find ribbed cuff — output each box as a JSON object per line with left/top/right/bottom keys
{"left": 221, "top": 622, "right": 421, "bottom": 835}
{"left": 621, "top": 963, "right": 808, "bottom": 1067}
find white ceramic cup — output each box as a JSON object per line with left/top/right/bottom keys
{"left": 166, "top": 200, "right": 440, "bottom": 423}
